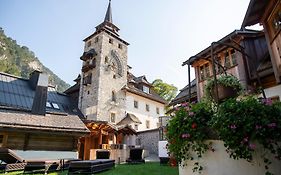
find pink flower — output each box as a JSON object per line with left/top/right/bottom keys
{"left": 181, "top": 133, "right": 191, "bottom": 139}
{"left": 241, "top": 137, "right": 249, "bottom": 144}
{"left": 181, "top": 102, "right": 189, "bottom": 107}
{"left": 249, "top": 143, "right": 256, "bottom": 150}
{"left": 255, "top": 125, "right": 262, "bottom": 129}
{"left": 175, "top": 107, "right": 179, "bottom": 111}
{"left": 230, "top": 124, "right": 237, "bottom": 129}
{"left": 189, "top": 112, "right": 194, "bottom": 116}
{"left": 267, "top": 123, "right": 277, "bottom": 128}
{"left": 262, "top": 98, "right": 273, "bottom": 106}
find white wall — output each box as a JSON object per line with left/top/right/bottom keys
{"left": 263, "top": 84, "right": 281, "bottom": 99}
{"left": 179, "top": 140, "right": 281, "bottom": 175}
{"left": 125, "top": 92, "right": 165, "bottom": 131}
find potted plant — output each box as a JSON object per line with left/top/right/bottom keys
{"left": 205, "top": 74, "right": 242, "bottom": 102}
{"left": 167, "top": 97, "right": 281, "bottom": 175}
{"left": 166, "top": 101, "right": 214, "bottom": 173}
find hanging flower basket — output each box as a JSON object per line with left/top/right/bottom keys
{"left": 211, "top": 84, "right": 238, "bottom": 102}
{"left": 205, "top": 75, "right": 242, "bottom": 102}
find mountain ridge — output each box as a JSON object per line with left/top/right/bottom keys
{"left": 0, "top": 27, "right": 70, "bottom": 92}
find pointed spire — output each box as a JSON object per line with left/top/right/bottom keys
{"left": 104, "top": 0, "right": 113, "bottom": 23}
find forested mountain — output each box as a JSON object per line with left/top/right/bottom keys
{"left": 0, "top": 27, "right": 70, "bottom": 92}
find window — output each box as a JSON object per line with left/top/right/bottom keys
{"left": 46, "top": 102, "right": 52, "bottom": 108}
{"left": 105, "top": 56, "right": 109, "bottom": 63}
{"left": 134, "top": 100, "right": 138, "bottom": 108}
{"left": 134, "top": 124, "right": 138, "bottom": 130}
{"left": 52, "top": 103, "right": 60, "bottom": 109}
{"left": 215, "top": 56, "right": 223, "bottom": 73}
{"left": 143, "top": 86, "right": 150, "bottom": 94}
{"left": 146, "top": 120, "right": 150, "bottom": 129}
{"left": 224, "top": 51, "right": 231, "bottom": 68}
{"left": 156, "top": 107, "right": 160, "bottom": 114}
{"left": 199, "top": 66, "right": 204, "bottom": 81}
{"left": 112, "top": 91, "right": 116, "bottom": 102}
{"left": 87, "top": 41, "right": 91, "bottom": 47}
{"left": 118, "top": 44, "right": 122, "bottom": 49}
{"left": 205, "top": 63, "right": 210, "bottom": 77}
{"left": 95, "top": 37, "right": 99, "bottom": 43}
{"left": 83, "top": 73, "right": 92, "bottom": 85}
{"left": 230, "top": 50, "right": 237, "bottom": 66}
{"left": 199, "top": 63, "right": 210, "bottom": 81}
{"left": 146, "top": 104, "right": 150, "bottom": 112}
{"left": 109, "top": 38, "right": 113, "bottom": 44}
{"left": 89, "top": 58, "right": 96, "bottom": 68}
{"left": 110, "top": 113, "right": 116, "bottom": 123}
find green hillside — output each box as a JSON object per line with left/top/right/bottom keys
{"left": 0, "top": 27, "right": 70, "bottom": 92}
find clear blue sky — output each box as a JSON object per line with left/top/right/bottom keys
{"left": 0, "top": 0, "right": 251, "bottom": 90}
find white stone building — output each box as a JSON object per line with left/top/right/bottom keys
{"left": 66, "top": 1, "right": 167, "bottom": 133}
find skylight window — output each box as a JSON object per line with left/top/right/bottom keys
{"left": 52, "top": 103, "right": 60, "bottom": 109}
{"left": 46, "top": 102, "right": 52, "bottom": 108}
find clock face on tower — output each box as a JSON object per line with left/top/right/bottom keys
{"left": 108, "top": 50, "right": 123, "bottom": 77}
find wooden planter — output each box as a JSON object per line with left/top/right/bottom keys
{"left": 211, "top": 84, "right": 238, "bottom": 102}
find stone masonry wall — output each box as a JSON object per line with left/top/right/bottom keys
{"left": 137, "top": 129, "right": 159, "bottom": 155}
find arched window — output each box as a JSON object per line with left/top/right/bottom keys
{"left": 105, "top": 56, "right": 108, "bottom": 63}
{"left": 112, "top": 91, "right": 116, "bottom": 102}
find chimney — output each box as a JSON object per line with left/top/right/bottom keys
{"left": 29, "top": 70, "right": 49, "bottom": 115}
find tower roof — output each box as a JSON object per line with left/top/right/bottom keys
{"left": 83, "top": 0, "right": 129, "bottom": 45}
{"left": 104, "top": 0, "right": 113, "bottom": 23}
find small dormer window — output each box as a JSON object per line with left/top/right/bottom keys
{"left": 143, "top": 86, "right": 150, "bottom": 94}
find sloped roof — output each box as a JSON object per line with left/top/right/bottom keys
{"left": 0, "top": 72, "right": 88, "bottom": 135}
{"left": 124, "top": 86, "right": 167, "bottom": 104}
{"left": 134, "top": 76, "right": 151, "bottom": 86}
{"left": 126, "top": 72, "right": 167, "bottom": 104}
{"left": 0, "top": 109, "right": 88, "bottom": 135}
{"left": 183, "top": 29, "right": 264, "bottom": 65}
{"left": 117, "top": 113, "right": 142, "bottom": 125}
{"left": 170, "top": 79, "right": 197, "bottom": 106}
{"left": 241, "top": 0, "right": 272, "bottom": 28}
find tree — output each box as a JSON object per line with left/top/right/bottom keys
{"left": 152, "top": 79, "right": 178, "bottom": 102}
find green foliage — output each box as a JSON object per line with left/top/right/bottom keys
{"left": 205, "top": 74, "right": 242, "bottom": 101}
{"left": 212, "top": 97, "right": 281, "bottom": 175}
{"left": 167, "top": 96, "right": 281, "bottom": 175}
{"left": 166, "top": 101, "right": 214, "bottom": 173}
{"left": 0, "top": 28, "right": 70, "bottom": 92}
{"left": 152, "top": 79, "right": 178, "bottom": 102}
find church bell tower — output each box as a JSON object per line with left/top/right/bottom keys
{"left": 78, "top": 0, "right": 129, "bottom": 122}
